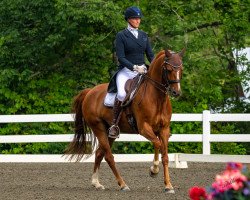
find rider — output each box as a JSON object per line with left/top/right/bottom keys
{"left": 108, "top": 6, "right": 155, "bottom": 138}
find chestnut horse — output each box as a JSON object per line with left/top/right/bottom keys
{"left": 65, "top": 49, "right": 185, "bottom": 193}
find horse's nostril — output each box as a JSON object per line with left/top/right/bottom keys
{"left": 172, "top": 90, "right": 180, "bottom": 97}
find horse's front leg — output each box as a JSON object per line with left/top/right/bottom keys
{"left": 150, "top": 147, "right": 160, "bottom": 177}
{"left": 139, "top": 123, "right": 161, "bottom": 177}
{"left": 159, "top": 127, "right": 174, "bottom": 193}
{"left": 140, "top": 123, "right": 161, "bottom": 149}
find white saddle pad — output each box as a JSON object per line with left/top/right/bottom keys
{"left": 104, "top": 93, "right": 117, "bottom": 107}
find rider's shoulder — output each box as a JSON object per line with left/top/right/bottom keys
{"left": 116, "top": 29, "right": 129, "bottom": 39}
{"left": 138, "top": 30, "right": 148, "bottom": 36}
{"left": 116, "top": 29, "right": 128, "bottom": 35}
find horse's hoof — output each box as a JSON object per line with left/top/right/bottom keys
{"left": 164, "top": 188, "right": 175, "bottom": 193}
{"left": 121, "top": 185, "right": 130, "bottom": 191}
{"left": 149, "top": 170, "right": 158, "bottom": 178}
{"left": 92, "top": 183, "right": 105, "bottom": 190}
{"left": 149, "top": 166, "right": 159, "bottom": 178}
{"left": 96, "top": 185, "right": 105, "bottom": 190}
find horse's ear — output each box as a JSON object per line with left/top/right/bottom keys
{"left": 179, "top": 48, "right": 186, "bottom": 57}
{"left": 165, "top": 49, "right": 172, "bottom": 58}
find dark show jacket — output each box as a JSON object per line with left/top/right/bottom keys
{"left": 116, "top": 28, "right": 154, "bottom": 70}
{"left": 107, "top": 28, "right": 154, "bottom": 93}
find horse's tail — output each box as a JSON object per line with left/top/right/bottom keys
{"left": 64, "top": 88, "right": 96, "bottom": 162}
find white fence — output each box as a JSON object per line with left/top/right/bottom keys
{"left": 0, "top": 110, "right": 250, "bottom": 166}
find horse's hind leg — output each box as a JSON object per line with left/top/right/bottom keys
{"left": 91, "top": 147, "right": 105, "bottom": 189}
{"left": 92, "top": 138, "right": 115, "bottom": 190}
{"left": 91, "top": 126, "right": 129, "bottom": 191}
{"left": 150, "top": 147, "right": 160, "bottom": 177}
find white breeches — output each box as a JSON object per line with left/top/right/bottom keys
{"left": 116, "top": 67, "right": 138, "bottom": 101}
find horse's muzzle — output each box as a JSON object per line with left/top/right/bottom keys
{"left": 171, "top": 89, "right": 181, "bottom": 97}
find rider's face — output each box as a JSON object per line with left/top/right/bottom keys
{"left": 128, "top": 17, "right": 141, "bottom": 28}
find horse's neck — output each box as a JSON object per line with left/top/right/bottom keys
{"left": 148, "top": 55, "right": 164, "bottom": 82}
{"left": 138, "top": 79, "right": 170, "bottom": 118}
{"left": 144, "top": 56, "right": 169, "bottom": 104}
{"left": 144, "top": 80, "right": 168, "bottom": 102}
{"left": 141, "top": 79, "right": 169, "bottom": 109}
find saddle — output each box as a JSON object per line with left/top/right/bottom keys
{"left": 122, "top": 74, "right": 145, "bottom": 133}
{"left": 123, "top": 74, "right": 144, "bottom": 107}
{"left": 104, "top": 74, "right": 145, "bottom": 133}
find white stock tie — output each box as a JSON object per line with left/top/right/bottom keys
{"left": 128, "top": 25, "right": 138, "bottom": 39}
{"left": 131, "top": 29, "right": 138, "bottom": 38}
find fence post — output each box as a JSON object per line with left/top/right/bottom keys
{"left": 202, "top": 110, "right": 211, "bottom": 155}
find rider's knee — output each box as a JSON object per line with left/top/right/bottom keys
{"left": 117, "top": 92, "right": 126, "bottom": 101}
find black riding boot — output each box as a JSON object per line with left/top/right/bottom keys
{"left": 108, "top": 98, "right": 122, "bottom": 138}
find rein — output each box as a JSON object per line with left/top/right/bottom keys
{"left": 144, "top": 74, "right": 171, "bottom": 95}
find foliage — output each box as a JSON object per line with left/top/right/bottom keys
{"left": 0, "top": 0, "right": 249, "bottom": 154}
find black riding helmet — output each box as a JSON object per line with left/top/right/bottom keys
{"left": 124, "top": 6, "right": 143, "bottom": 21}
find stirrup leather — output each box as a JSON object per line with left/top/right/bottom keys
{"left": 108, "top": 125, "right": 120, "bottom": 138}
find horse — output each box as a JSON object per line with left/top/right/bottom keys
{"left": 65, "top": 48, "right": 185, "bottom": 193}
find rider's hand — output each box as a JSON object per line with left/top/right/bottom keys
{"left": 133, "top": 65, "right": 147, "bottom": 74}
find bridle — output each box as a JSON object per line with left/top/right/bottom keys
{"left": 144, "top": 54, "right": 183, "bottom": 95}
{"left": 163, "top": 56, "right": 183, "bottom": 84}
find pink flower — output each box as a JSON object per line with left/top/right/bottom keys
{"left": 189, "top": 186, "right": 207, "bottom": 200}
{"left": 211, "top": 168, "right": 247, "bottom": 193}
{"left": 189, "top": 162, "right": 250, "bottom": 200}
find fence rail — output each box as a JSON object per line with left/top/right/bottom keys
{"left": 0, "top": 110, "right": 249, "bottom": 166}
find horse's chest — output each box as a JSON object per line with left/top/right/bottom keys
{"left": 153, "top": 114, "right": 170, "bottom": 131}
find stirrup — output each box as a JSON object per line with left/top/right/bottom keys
{"left": 108, "top": 125, "right": 120, "bottom": 139}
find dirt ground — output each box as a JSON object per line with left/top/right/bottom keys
{"left": 0, "top": 162, "right": 226, "bottom": 200}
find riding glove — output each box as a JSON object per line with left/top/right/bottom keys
{"left": 133, "top": 64, "right": 147, "bottom": 74}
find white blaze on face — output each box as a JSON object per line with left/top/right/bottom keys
{"left": 176, "top": 71, "right": 180, "bottom": 91}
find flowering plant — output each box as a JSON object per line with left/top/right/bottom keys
{"left": 189, "top": 162, "right": 250, "bottom": 200}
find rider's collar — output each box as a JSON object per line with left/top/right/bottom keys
{"left": 127, "top": 23, "right": 138, "bottom": 31}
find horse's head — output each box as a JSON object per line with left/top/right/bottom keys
{"left": 162, "top": 49, "right": 185, "bottom": 97}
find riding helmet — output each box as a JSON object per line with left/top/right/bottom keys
{"left": 124, "top": 6, "right": 143, "bottom": 21}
